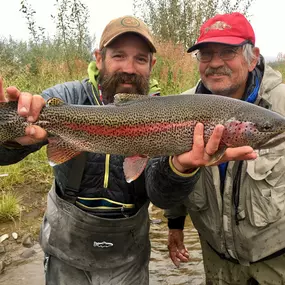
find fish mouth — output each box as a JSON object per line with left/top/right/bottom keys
{"left": 259, "top": 132, "right": 285, "bottom": 149}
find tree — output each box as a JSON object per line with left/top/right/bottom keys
{"left": 52, "top": 0, "right": 93, "bottom": 75}
{"left": 20, "top": 0, "right": 46, "bottom": 44}
{"left": 19, "top": 0, "right": 94, "bottom": 76}
{"left": 133, "top": 0, "right": 255, "bottom": 48}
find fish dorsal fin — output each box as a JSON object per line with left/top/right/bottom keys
{"left": 114, "top": 93, "right": 150, "bottom": 106}
{"left": 46, "top": 98, "right": 65, "bottom": 107}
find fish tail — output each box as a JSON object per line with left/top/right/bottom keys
{"left": 0, "top": 101, "right": 27, "bottom": 144}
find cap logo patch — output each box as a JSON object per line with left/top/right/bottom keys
{"left": 121, "top": 17, "right": 140, "bottom": 27}
{"left": 204, "top": 21, "right": 231, "bottom": 33}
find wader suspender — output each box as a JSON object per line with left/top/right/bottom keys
{"left": 63, "top": 152, "right": 87, "bottom": 204}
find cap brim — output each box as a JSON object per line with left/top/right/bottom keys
{"left": 187, "top": 36, "right": 248, "bottom": 53}
{"left": 104, "top": 30, "right": 156, "bottom": 53}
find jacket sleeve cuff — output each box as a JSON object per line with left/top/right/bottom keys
{"left": 168, "top": 216, "right": 186, "bottom": 230}
{"left": 169, "top": 156, "right": 199, "bottom": 177}
{"left": 2, "top": 141, "right": 25, "bottom": 149}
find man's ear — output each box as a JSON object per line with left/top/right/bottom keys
{"left": 249, "top": 47, "right": 260, "bottom": 72}
{"left": 94, "top": 49, "right": 103, "bottom": 70}
{"left": 150, "top": 56, "right": 157, "bottom": 70}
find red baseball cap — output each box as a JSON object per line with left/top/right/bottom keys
{"left": 187, "top": 12, "right": 255, "bottom": 53}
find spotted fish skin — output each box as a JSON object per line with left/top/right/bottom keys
{"left": 1, "top": 94, "right": 285, "bottom": 159}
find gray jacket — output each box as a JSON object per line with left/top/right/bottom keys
{"left": 166, "top": 61, "right": 285, "bottom": 264}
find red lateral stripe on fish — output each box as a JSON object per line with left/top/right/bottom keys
{"left": 63, "top": 121, "right": 197, "bottom": 137}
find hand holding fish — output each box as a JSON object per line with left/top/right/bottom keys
{"left": 0, "top": 79, "right": 47, "bottom": 145}
{"left": 172, "top": 123, "right": 257, "bottom": 172}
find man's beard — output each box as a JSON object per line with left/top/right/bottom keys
{"left": 99, "top": 69, "right": 150, "bottom": 104}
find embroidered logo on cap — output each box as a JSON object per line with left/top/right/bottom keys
{"left": 204, "top": 21, "right": 232, "bottom": 33}
{"left": 121, "top": 16, "right": 140, "bottom": 27}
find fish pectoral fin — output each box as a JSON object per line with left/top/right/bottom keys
{"left": 114, "top": 93, "right": 150, "bottom": 106}
{"left": 123, "top": 155, "right": 149, "bottom": 183}
{"left": 47, "top": 137, "right": 81, "bottom": 166}
{"left": 206, "top": 146, "right": 227, "bottom": 166}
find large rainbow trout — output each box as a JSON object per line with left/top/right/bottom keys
{"left": 1, "top": 93, "right": 285, "bottom": 181}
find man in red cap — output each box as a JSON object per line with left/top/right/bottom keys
{"left": 166, "top": 12, "right": 285, "bottom": 284}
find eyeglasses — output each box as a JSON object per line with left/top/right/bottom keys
{"left": 195, "top": 47, "right": 240, "bottom": 63}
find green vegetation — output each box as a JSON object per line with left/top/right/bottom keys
{"left": 0, "top": 191, "right": 22, "bottom": 221}
{"left": 134, "top": 0, "right": 255, "bottom": 49}
{"left": 0, "top": 147, "right": 53, "bottom": 192}
{"left": 0, "top": 147, "right": 53, "bottom": 222}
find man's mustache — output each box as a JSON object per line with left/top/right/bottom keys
{"left": 112, "top": 72, "right": 142, "bottom": 85}
{"left": 205, "top": 67, "right": 232, "bottom": 76}
{"left": 99, "top": 71, "right": 150, "bottom": 104}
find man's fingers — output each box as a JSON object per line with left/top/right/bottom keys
{"left": 6, "top": 86, "right": 21, "bottom": 101}
{"left": 28, "top": 95, "right": 46, "bottom": 122}
{"left": 241, "top": 152, "right": 257, "bottom": 160}
{"left": 192, "top": 123, "right": 205, "bottom": 157}
{"left": 176, "top": 251, "right": 189, "bottom": 262}
{"left": 17, "top": 92, "right": 33, "bottom": 116}
{"left": 169, "top": 251, "right": 181, "bottom": 267}
{"left": 0, "top": 78, "right": 7, "bottom": 102}
{"left": 26, "top": 125, "right": 47, "bottom": 141}
{"left": 205, "top": 125, "right": 224, "bottom": 155}
{"left": 223, "top": 146, "right": 256, "bottom": 161}
{"left": 15, "top": 126, "right": 47, "bottom": 145}
{"left": 180, "top": 248, "right": 189, "bottom": 257}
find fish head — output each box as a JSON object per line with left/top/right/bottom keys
{"left": 222, "top": 104, "right": 285, "bottom": 149}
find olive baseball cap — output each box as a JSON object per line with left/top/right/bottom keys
{"left": 99, "top": 15, "right": 156, "bottom": 52}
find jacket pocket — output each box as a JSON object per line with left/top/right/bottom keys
{"left": 187, "top": 187, "right": 209, "bottom": 211}
{"left": 246, "top": 147, "right": 285, "bottom": 227}
{"left": 186, "top": 169, "right": 209, "bottom": 211}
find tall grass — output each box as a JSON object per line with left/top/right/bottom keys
{"left": 0, "top": 191, "right": 22, "bottom": 221}
{"left": 0, "top": 147, "right": 53, "bottom": 192}
{"left": 0, "top": 146, "right": 53, "bottom": 221}
{"left": 153, "top": 41, "right": 200, "bottom": 94}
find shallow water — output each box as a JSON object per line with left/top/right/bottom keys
{"left": 148, "top": 204, "right": 205, "bottom": 285}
